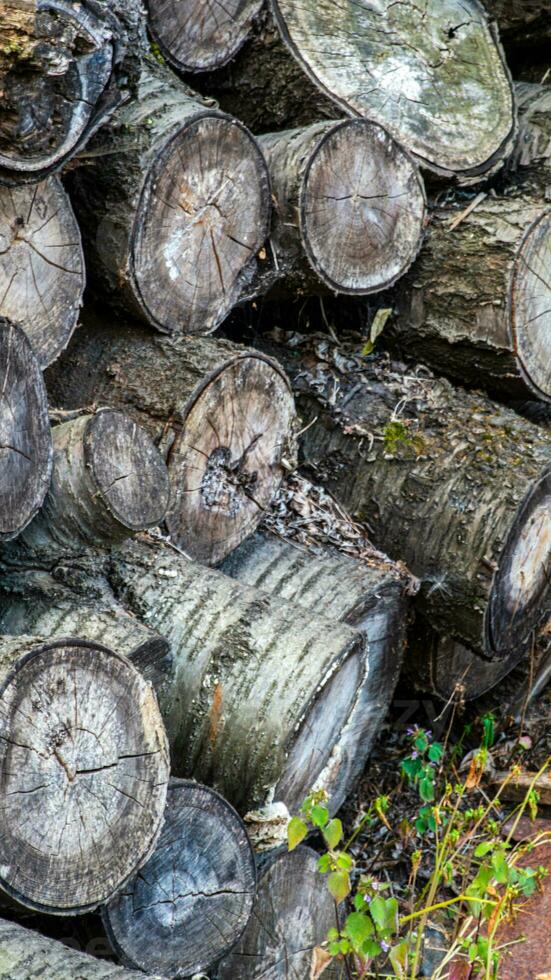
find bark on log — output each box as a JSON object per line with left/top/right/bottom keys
{"left": 0, "top": 633, "right": 169, "bottom": 914}
{"left": 0, "top": 317, "right": 52, "bottom": 542}
{"left": 0, "top": 0, "right": 145, "bottom": 183}
{"left": 216, "top": 845, "right": 342, "bottom": 979}
{"left": 45, "top": 316, "right": 296, "bottom": 565}
{"left": 69, "top": 59, "right": 271, "bottom": 336}
{"left": 387, "top": 188, "right": 551, "bottom": 401}
{"left": 272, "top": 337, "right": 551, "bottom": 661}
{"left": 103, "top": 778, "right": 256, "bottom": 977}
{"left": 196, "top": 0, "right": 516, "bottom": 184}
{"left": 249, "top": 120, "right": 426, "bottom": 299}
{"left": 107, "top": 536, "right": 372, "bottom": 816}
{"left": 483, "top": 1, "right": 551, "bottom": 46}
{"left": 510, "top": 83, "right": 551, "bottom": 181}
{"left": 147, "top": 0, "right": 264, "bottom": 73}
{"left": 0, "top": 177, "right": 84, "bottom": 367}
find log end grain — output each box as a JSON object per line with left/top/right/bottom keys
{"left": 147, "top": 0, "right": 263, "bottom": 72}
{"left": 512, "top": 210, "right": 551, "bottom": 401}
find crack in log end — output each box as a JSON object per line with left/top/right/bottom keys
{"left": 513, "top": 210, "right": 551, "bottom": 402}
{"left": 147, "top": 0, "right": 263, "bottom": 73}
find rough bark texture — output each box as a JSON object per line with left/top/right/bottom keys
{"left": 45, "top": 315, "right": 297, "bottom": 565}
{"left": 104, "top": 778, "right": 256, "bottom": 977}
{"left": 216, "top": 845, "right": 344, "bottom": 979}
{"left": 268, "top": 335, "right": 551, "bottom": 661}
{"left": 0, "top": 317, "right": 52, "bottom": 542}
{"left": 195, "top": 0, "right": 516, "bottom": 183}
{"left": 483, "top": 1, "right": 551, "bottom": 46}
{"left": 0, "top": 0, "right": 146, "bottom": 183}
{"left": 107, "top": 536, "right": 371, "bottom": 816}
{"left": 69, "top": 58, "right": 271, "bottom": 336}
{"left": 510, "top": 83, "right": 551, "bottom": 182}
{"left": 0, "top": 633, "right": 170, "bottom": 914}
{"left": 0, "top": 177, "right": 84, "bottom": 367}
{"left": 147, "top": 0, "right": 264, "bottom": 73}
{"left": 249, "top": 120, "right": 426, "bottom": 299}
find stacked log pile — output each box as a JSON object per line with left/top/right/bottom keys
{"left": 1, "top": 0, "right": 551, "bottom": 975}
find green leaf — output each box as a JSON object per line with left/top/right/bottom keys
{"left": 415, "top": 734, "right": 428, "bottom": 752}
{"left": 389, "top": 940, "right": 409, "bottom": 977}
{"left": 338, "top": 939, "right": 350, "bottom": 955}
{"left": 327, "top": 870, "right": 350, "bottom": 903}
{"left": 323, "top": 818, "right": 343, "bottom": 850}
{"left": 354, "top": 893, "right": 367, "bottom": 911}
{"left": 337, "top": 852, "right": 353, "bottom": 871}
{"left": 327, "top": 928, "right": 339, "bottom": 942}
{"left": 362, "top": 938, "right": 382, "bottom": 959}
{"left": 369, "top": 895, "right": 387, "bottom": 929}
{"left": 419, "top": 777, "right": 435, "bottom": 802}
{"left": 329, "top": 941, "right": 341, "bottom": 957}
{"left": 288, "top": 816, "right": 308, "bottom": 851}
{"left": 491, "top": 850, "right": 509, "bottom": 885}
{"left": 474, "top": 841, "right": 494, "bottom": 858}
{"left": 311, "top": 805, "right": 329, "bottom": 829}
{"left": 344, "top": 911, "right": 374, "bottom": 950}
{"left": 415, "top": 817, "right": 427, "bottom": 834}
{"left": 428, "top": 742, "right": 444, "bottom": 762}
{"left": 402, "top": 757, "right": 422, "bottom": 780}
{"left": 317, "top": 853, "right": 331, "bottom": 873}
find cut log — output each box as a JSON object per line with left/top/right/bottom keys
{"left": 270, "top": 335, "right": 551, "bottom": 661}
{"left": 45, "top": 315, "right": 296, "bottom": 565}
{"left": 69, "top": 60, "right": 270, "bottom": 335}
{"left": 216, "top": 845, "right": 343, "bottom": 979}
{"left": 510, "top": 83, "right": 551, "bottom": 180}
{"left": 0, "top": 634, "right": 169, "bottom": 914}
{"left": 249, "top": 120, "right": 426, "bottom": 299}
{"left": 103, "top": 778, "right": 256, "bottom": 977}
{"left": 197, "top": 0, "right": 516, "bottom": 183}
{"left": 483, "top": 1, "right": 551, "bottom": 46}
{"left": 0, "top": 318, "right": 52, "bottom": 542}
{"left": 147, "top": 0, "right": 264, "bottom": 73}
{"left": 0, "top": 177, "right": 84, "bottom": 367}
{"left": 0, "top": 0, "right": 145, "bottom": 183}
{"left": 387, "top": 188, "right": 551, "bottom": 401}
{"left": 107, "top": 536, "right": 371, "bottom": 816}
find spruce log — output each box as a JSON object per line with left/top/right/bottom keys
{"left": 103, "top": 779, "right": 256, "bottom": 977}
{"left": 0, "top": 318, "right": 52, "bottom": 542}
{"left": 483, "top": 1, "right": 551, "bottom": 46}
{"left": 45, "top": 316, "right": 296, "bottom": 565}
{"left": 0, "top": 0, "right": 144, "bottom": 183}
{"left": 216, "top": 845, "right": 343, "bottom": 979}
{"left": 387, "top": 188, "right": 551, "bottom": 401}
{"left": 147, "top": 0, "right": 264, "bottom": 73}
{"left": 0, "top": 177, "right": 84, "bottom": 366}
{"left": 273, "top": 337, "right": 551, "bottom": 661}
{"left": 250, "top": 120, "right": 426, "bottom": 299}
{"left": 107, "top": 536, "right": 372, "bottom": 816}
{"left": 0, "top": 634, "right": 169, "bottom": 914}
{"left": 196, "top": 0, "right": 516, "bottom": 184}
{"left": 69, "top": 60, "right": 271, "bottom": 335}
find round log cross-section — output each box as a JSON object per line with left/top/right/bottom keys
{"left": 0, "top": 319, "right": 52, "bottom": 542}
{"left": 147, "top": 0, "right": 264, "bottom": 73}
{"left": 103, "top": 779, "right": 256, "bottom": 977}
{"left": 0, "top": 635, "right": 170, "bottom": 914}
{"left": 0, "top": 178, "right": 85, "bottom": 367}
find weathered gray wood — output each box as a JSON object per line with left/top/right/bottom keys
{"left": 388, "top": 188, "right": 551, "bottom": 401}
{"left": 103, "top": 778, "right": 256, "bottom": 977}
{"left": 69, "top": 59, "right": 271, "bottom": 335}
{"left": 0, "top": 634, "right": 170, "bottom": 914}
{"left": 45, "top": 315, "right": 296, "bottom": 565}
{"left": 249, "top": 120, "right": 426, "bottom": 299}
{"left": 216, "top": 845, "right": 344, "bottom": 979}
{"left": 0, "top": 318, "right": 52, "bottom": 542}
{"left": 483, "top": 1, "right": 551, "bottom": 46}
{"left": 198, "top": 0, "right": 516, "bottom": 183}
{"left": 147, "top": 0, "right": 263, "bottom": 72}
{"left": 510, "top": 83, "right": 551, "bottom": 182}
{"left": 0, "top": 177, "right": 84, "bottom": 366}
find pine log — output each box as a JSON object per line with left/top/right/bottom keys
{"left": 0, "top": 0, "right": 145, "bottom": 183}
{"left": 387, "top": 187, "right": 551, "bottom": 401}
{"left": 0, "top": 633, "right": 169, "bottom": 914}
{"left": 0, "top": 317, "right": 52, "bottom": 542}
{"left": 45, "top": 316, "right": 296, "bottom": 565}
{"left": 0, "top": 177, "right": 84, "bottom": 366}
{"left": 483, "top": 1, "right": 551, "bottom": 46}
{"left": 69, "top": 59, "right": 270, "bottom": 336}
{"left": 216, "top": 845, "right": 343, "bottom": 979}
{"left": 196, "top": 0, "right": 516, "bottom": 184}
{"left": 147, "top": 0, "right": 264, "bottom": 73}
{"left": 272, "top": 337, "right": 551, "bottom": 661}
{"left": 103, "top": 778, "right": 256, "bottom": 977}
{"left": 106, "top": 536, "right": 372, "bottom": 816}
{"left": 249, "top": 120, "right": 426, "bottom": 299}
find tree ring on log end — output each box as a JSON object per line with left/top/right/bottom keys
{"left": 271, "top": 0, "right": 515, "bottom": 180}
{"left": 147, "top": 0, "right": 264, "bottom": 73}
{"left": 512, "top": 210, "right": 551, "bottom": 401}
{"left": 165, "top": 354, "right": 296, "bottom": 565}
{"left": 0, "top": 320, "right": 52, "bottom": 541}
{"left": 488, "top": 467, "right": 551, "bottom": 659}
{"left": 0, "top": 0, "right": 113, "bottom": 175}
{"left": 0, "top": 178, "right": 85, "bottom": 368}
{"left": 300, "top": 120, "right": 426, "bottom": 294}
{"left": 130, "top": 113, "right": 271, "bottom": 336}
{"left": 103, "top": 779, "right": 256, "bottom": 977}
{"left": 0, "top": 639, "right": 169, "bottom": 914}
{"left": 275, "top": 637, "right": 367, "bottom": 812}
{"left": 84, "top": 410, "right": 170, "bottom": 532}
